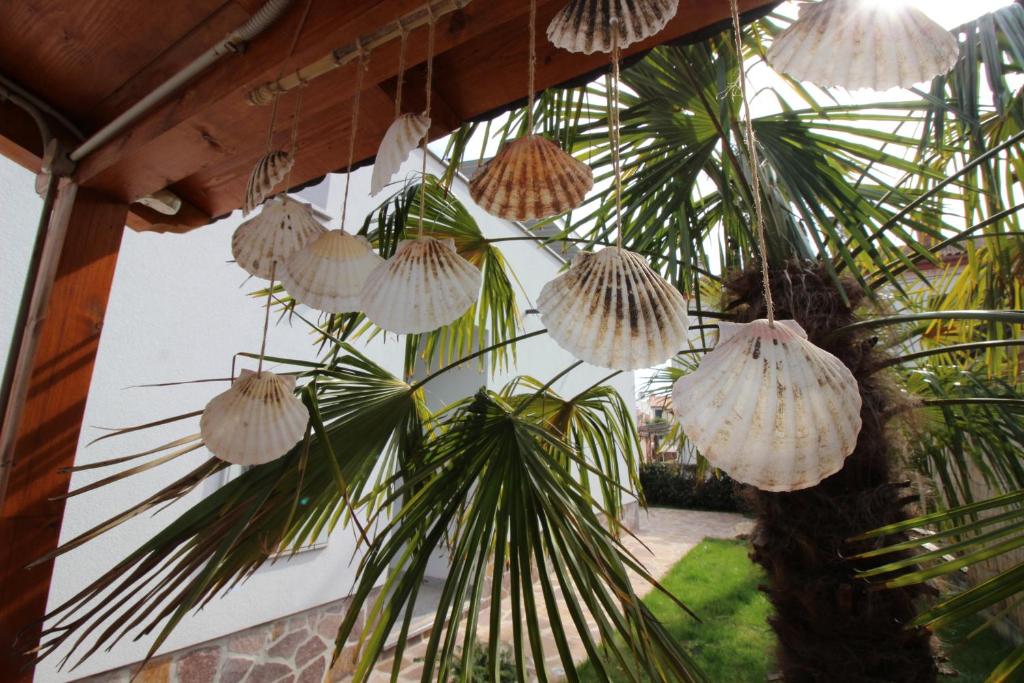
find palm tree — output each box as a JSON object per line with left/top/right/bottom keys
{"left": 29, "top": 4, "right": 1024, "bottom": 682}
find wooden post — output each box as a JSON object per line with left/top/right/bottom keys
{"left": 0, "top": 185, "right": 126, "bottom": 682}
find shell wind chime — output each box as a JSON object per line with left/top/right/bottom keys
{"left": 672, "top": 321, "right": 862, "bottom": 491}
{"left": 766, "top": 0, "right": 960, "bottom": 91}
{"left": 547, "top": 0, "right": 679, "bottom": 54}
{"left": 371, "top": 28, "right": 431, "bottom": 196}
{"left": 201, "top": 370, "right": 309, "bottom": 466}
{"left": 538, "top": 15, "right": 688, "bottom": 372}
{"left": 203, "top": 9, "right": 316, "bottom": 467}
{"left": 470, "top": 0, "right": 594, "bottom": 221}
{"left": 671, "top": 0, "right": 863, "bottom": 492}
{"left": 362, "top": 16, "right": 482, "bottom": 334}
{"left": 281, "top": 50, "right": 386, "bottom": 314}
{"left": 231, "top": 195, "right": 326, "bottom": 279}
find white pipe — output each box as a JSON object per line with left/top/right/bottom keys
{"left": 70, "top": 0, "right": 294, "bottom": 162}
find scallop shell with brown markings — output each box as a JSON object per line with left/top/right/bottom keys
{"left": 200, "top": 369, "right": 309, "bottom": 466}
{"left": 547, "top": 0, "right": 679, "bottom": 54}
{"left": 671, "top": 319, "right": 863, "bottom": 492}
{"left": 361, "top": 236, "right": 482, "bottom": 334}
{"left": 231, "top": 196, "right": 326, "bottom": 280}
{"left": 766, "top": 0, "right": 960, "bottom": 90}
{"left": 371, "top": 113, "right": 431, "bottom": 196}
{"left": 281, "top": 230, "right": 384, "bottom": 313}
{"left": 469, "top": 135, "right": 593, "bottom": 221}
{"left": 244, "top": 150, "right": 294, "bottom": 214}
{"left": 536, "top": 247, "right": 689, "bottom": 371}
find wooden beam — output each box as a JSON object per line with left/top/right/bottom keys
{"left": 73, "top": 0, "right": 542, "bottom": 202}
{"left": 0, "top": 186, "right": 126, "bottom": 683}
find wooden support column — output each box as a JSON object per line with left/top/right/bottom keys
{"left": 0, "top": 186, "right": 126, "bottom": 682}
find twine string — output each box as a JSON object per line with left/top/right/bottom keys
{"left": 610, "top": 20, "right": 624, "bottom": 250}
{"left": 418, "top": 13, "right": 437, "bottom": 238}
{"left": 395, "top": 23, "right": 409, "bottom": 119}
{"left": 729, "top": 0, "right": 775, "bottom": 326}
{"left": 285, "top": 81, "right": 307, "bottom": 187}
{"left": 257, "top": 262, "right": 277, "bottom": 375}
{"left": 527, "top": 0, "right": 537, "bottom": 134}
{"left": 340, "top": 46, "right": 369, "bottom": 231}
{"left": 265, "top": 0, "right": 316, "bottom": 153}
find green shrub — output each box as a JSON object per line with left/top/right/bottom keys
{"left": 639, "top": 462, "right": 745, "bottom": 512}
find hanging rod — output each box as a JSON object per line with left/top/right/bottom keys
{"left": 247, "top": 0, "right": 473, "bottom": 106}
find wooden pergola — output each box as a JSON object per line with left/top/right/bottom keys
{"left": 0, "top": 1, "right": 776, "bottom": 679}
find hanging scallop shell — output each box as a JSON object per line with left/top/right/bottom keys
{"left": 200, "top": 370, "right": 309, "bottom": 466}
{"left": 547, "top": 0, "right": 679, "bottom": 54}
{"left": 671, "top": 319, "right": 863, "bottom": 493}
{"left": 536, "top": 247, "right": 689, "bottom": 371}
{"left": 280, "top": 230, "right": 384, "bottom": 313}
{"left": 370, "top": 113, "right": 432, "bottom": 196}
{"left": 469, "top": 135, "right": 593, "bottom": 221}
{"left": 244, "top": 150, "right": 294, "bottom": 214}
{"left": 231, "top": 195, "right": 326, "bottom": 280}
{"left": 361, "top": 237, "right": 482, "bottom": 334}
{"left": 766, "top": 0, "right": 960, "bottom": 90}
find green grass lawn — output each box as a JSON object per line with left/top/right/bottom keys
{"left": 578, "top": 538, "right": 1017, "bottom": 682}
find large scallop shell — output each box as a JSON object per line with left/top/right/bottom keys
{"left": 536, "top": 247, "right": 689, "bottom": 371}
{"left": 547, "top": 0, "right": 679, "bottom": 54}
{"left": 469, "top": 135, "right": 593, "bottom": 221}
{"left": 361, "top": 237, "right": 482, "bottom": 334}
{"left": 280, "top": 230, "right": 384, "bottom": 313}
{"left": 370, "top": 113, "right": 431, "bottom": 196}
{"left": 766, "top": 0, "right": 960, "bottom": 90}
{"left": 671, "top": 319, "right": 863, "bottom": 492}
{"left": 200, "top": 369, "right": 309, "bottom": 466}
{"left": 231, "top": 196, "right": 326, "bottom": 280}
{"left": 244, "top": 150, "right": 294, "bottom": 214}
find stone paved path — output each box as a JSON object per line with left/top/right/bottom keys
{"left": 334, "top": 508, "right": 751, "bottom": 682}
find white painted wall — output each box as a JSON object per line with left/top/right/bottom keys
{"left": 0, "top": 152, "right": 634, "bottom": 682}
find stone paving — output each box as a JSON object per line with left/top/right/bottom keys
{"left": 335, "top": 508, "right": 751, "bottom": 682}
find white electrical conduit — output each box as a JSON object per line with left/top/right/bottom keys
{"left": 70, "top": 0, "right": 295, "bottom": 162}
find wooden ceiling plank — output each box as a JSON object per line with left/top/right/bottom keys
{"left": 73, "top": 0, "right": 539, "bottom": 201}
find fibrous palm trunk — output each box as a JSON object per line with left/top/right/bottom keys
{"left": 727, "top": 264, "right": 937, "bottom": 683}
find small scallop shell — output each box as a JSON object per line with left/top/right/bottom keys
{"left": 244, "top": 150, "right": 294, "bottom": 214}
{"left": 547, "top": 0, "right": 679, "bottom": 54}
{"left": 536, "top": 247, "right": 689, "bottom": 371}
{"left": 371, "top": 113, "right": 431, "bottom": 196}
{"left": 766, "top": 0, "right": 960, "bottom": 90}
{"left": 469, "top": 135, "right": 593, "bottom": 221}
{"left": 200, "top": 369, "right": 309, "bottom": 466}
{"left": 231, "top": 196, "right": 326, "bottom": 280}
{"left": 280, "top": 230, "right": 384, "bottom": 313}
{"left": 361, "top": 237, "right": 482, "bottom": 334}
{"left": 671, "top": 319, "right": 863, "bottom": 492}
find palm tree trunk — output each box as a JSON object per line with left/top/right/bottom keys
{"left": 727, "top": 264, "right": 937, "bottom": 683}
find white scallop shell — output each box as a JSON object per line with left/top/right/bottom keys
{"left": 469, "top": 135, "right": 594, "bottom": 221}
{"left": 200, "top": 369, "right": 309, "bottom": 466}
{"left": 671, "top": 319, "right": 863, "bottom": 492}
{"left": 371, "top": 113, "right": 431, "bottom": 196}
{"left": 766, "top": 0, "right": 960, "bottom": 90}
{"left": 231, "top": 196, "right": 326, "bottom": 280}
{"left": 244, "top": 150, "right": 294, "bottom": 214}
{"left": 536, "top": 247, "right": 689, "bottom": 371}
{"left": 280, "top": 230, "right": 384, "bottom": 313}
{"left": 361, "top": 237, "right": 482, "bottom": 334}
{"left": 547, "top": 0, "right": 679, "bottom": 54}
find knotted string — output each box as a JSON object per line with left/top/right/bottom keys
{"left": 609, "top": 20, "right": 624, "bottom": 250}
{"left": 255, "top": 0, "right": 315, "bottom": 375}
{"left": 527, "top": 0, "right": 537, "bottom": 134}
{"left": 395, "top": 23, "right": 409, "bottom": 119}
{"left": 418, "top": 12, "right": 437, "bottom": 238}
{"left": 264, "top": 0, "right": 316, "bottom": 154}
{"left": 340, "top": 46, "right": 369, "bottom": 231}
{"left": 729, "top": 0, "right": 775, "bottom": 326}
